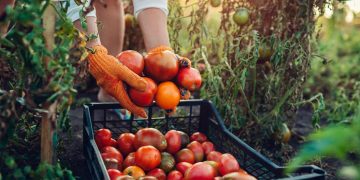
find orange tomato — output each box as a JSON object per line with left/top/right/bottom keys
{"left": 123, "top": 166, "right": 145, "bottom": 179}
{"left": 155, "top": 81, "right": 180, "bottom": 110}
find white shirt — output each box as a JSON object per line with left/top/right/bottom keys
{"left": 67, "top": 0, "right": 168, "bottom": 22}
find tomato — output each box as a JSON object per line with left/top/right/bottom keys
{"left": 218, "top": 154, "right": 240, "bottom": 176}
{"left": 147, "top": 168, "right": 166, "bottom": 180}
{"left": 118, "top": 175, "right": 135, "bottom": 180}
{"left": 207, "top": 151, "right": 222, "bottom": 163}
{"left": 258, "top": 45, "right": 273, "bottom": 64}
{"left": 176, "top": 149, "right": 195, "bottom": 164}
{"left": 167, "top": 170, "right": 183, "bottom": 180}
{"left": 129, "top": 77, "right": 157, "bottom": 107}
{"left": 101, "top": 146, "right": 123, "bottom": 168}
{"left": 177, "top": 131, "right": 190, "bottom": 148}
{"left": 233, "top": 7, "right": 249, "bottom": 26}
{"left": 176, "top": 67, "right": 202, "bottom": 91}
{"left": 222, "top": 171, "right": 257, "bottom": 180}
{"left": 187, "top": 141, "right": 204, "bottom": 162}
{"left": 123, "top": 166, "right": 145, "bottom": 179}
{"left": 184, "top": 162, "right": 216, "bottom": 180}
{"left": 201, "top": 141, "right": 215, "bottom": 155}
{"left": 117, "top": 50, "right": 144, "bottom": 75}
{"left": 123, "top": 152, "right": 136, "bottom": 169}
{"left": 176, "top": 162, "right": 192, "bottom": 174}
{"left": 110, "top": 138, "right": 118, "bottom": 148}
{"left": 95, "top": 129, "right": 112, "bottom": 149}
{"left": 134, "top": 128, "right": 167, "bottom": 151}
{"left": 135, "top": 145, "right": 161, "bottom": 171}
{"left": 108, "top": 169, "right": 123, "bottom": 180}
{"left": 144, "top": 50, "right": 179, "bottom": 82}
{"left": 203, "top": 161, "right": 219, "bottom": 176}
{"left": 125, "top": 14, "right": 136, "bottom": 29}
{"left": 155, "top": 81, "right": 180, "bottom": 110}
{"left": 190, "top": 132, "right": 207, "bottom": 143}
{"left": 165, "top": 130, "right": 182, "bottom": 154}
{"left": 159, "top": 152, "right": 175, "bottom": 173}
{"left": 117, "top": 133, "right": 135, "bottom": 156}
{"left": 104, "top": 158, "right": 119, "bottom": 170}
{"left": 214, "top": 177, "right": 222, "bottom": 180}
{"left": 210, "top": 0, "right": 221, "bottom": 7}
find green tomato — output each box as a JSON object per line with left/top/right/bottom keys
{"left": 233, "top": 7, "right": 250, "bottom": 26}
{"left": 210, "top": 0, "right": 221, "bottom": 7}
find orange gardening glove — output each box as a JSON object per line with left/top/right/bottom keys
{"left": 87, "top": 45, "right": 148, "bottom": 118}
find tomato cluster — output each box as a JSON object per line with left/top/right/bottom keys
{"left": 116, "top": 50, "right": 202, "bottom": 112}
{"left": 95, "top": 128, "right": 257, "bottom": 180}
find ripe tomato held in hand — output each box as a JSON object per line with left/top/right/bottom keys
{"left": 176, "top": 149, "right": 195, "bottom": 164}
{"left": 123, "top": 152, "right": 136, "bottom": 169}
{"left": 123, "top": 166, "right": 145, "bottom": 179}
{"left": 218, "top": 154, "right": 240, "bottom": 176}
{"left": 135, "top": 145, "right": 161, "bottom": 171}
{"left": 134, "top": 128, "right": 167, "bottom": 151}
{"left": 95, "top": 129, "right": 112, "bottom": 149}
{"left": 108, "top": 169, "right": 123, "bottom": 180}
{"left": 129, "top": 77, "right": 157, "bottom": 107}
{"left": 147, "top": 168, "right": 166, "bottom": 180}
{"left": 117, "top": 50, "right": 144, "bottom": 75}
{"left": 176, "top": 67, "right": 202, "bottom": 91}
{"left": 176, "top": 162, "right": 193, "bottom": 174}
{"left": 207, "top": 151, "right": 222, "bottom": 163}
{"left": 159, "top": 152, "right": 175, "bottom": 173}
{"left": 144, "top": 49, "right": 179, "bottom": 82}
{"left": 202, "top": 141, "right": 215, "bottom": 155}
{"left": 117, "top": 133, "right": 135, "bottom": 156}
{"left": 187, "top": 141, "right": 204, "bottom": 162}
{"left": 165, "top": 130, "right": 182, "bottom": 154}
{"left": 190, "top": 132, "right": 207, "bottom": 143}
{"left": 184, "top": 162, "right": 216, "bottom": 180}
{"left": 155, "top": 81, "right": 180, "bottom": 110}
{"left": 167, "top": 170, "right": 183, "bottom": 180}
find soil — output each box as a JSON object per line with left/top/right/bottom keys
{"left": 59, "top": 91, "right": 339, "bottom": 179}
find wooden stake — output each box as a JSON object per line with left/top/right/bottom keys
{"left": 41, "top": 2, "right": 56, "bottom": 164}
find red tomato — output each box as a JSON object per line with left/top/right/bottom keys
{"left": 218, "top": 154, "right": 240, "bottom": 176}
{"left": 222, "top": 171, "right": 257, "bottom": 180}
{"left": 110, "top": 138, "right": 118, "bottom": 148}
{"left": 95, "top": 129, "right": 112, "bottom": 149}
{"left": 159, "top": 152, "right": 176, "bottom": 173}
{"left": 147, "top": 168, "right": 166, "bottom": 180}
{"left": 187, "top": 141, "right": 204, "bottom": 162}
{"left": 144, "top": 50, "right": 179, "bottom": 82}
{"left": 190, "top": 132, "right": 207, "bottom": 143}
{"left": 101, "top": 146, "right": 123, "bottom": 168}
{"left": 201, "top": 141, "right": 215, "bottom": 155}
{"left": 129, "top": 77, "right": 157, "bottom": 107}
{"left": 206, "top": 151, "right": 222, "bottom": 163}
{"left": 176, "top": 67, "right": 202, "bottom": 91}
{"left": 167, "top": 170, "right": 183, "bottom": 180}
{"left": 203, "top": 161, "right": 219, "bottom": 176}
{"left": 134, "top": 128, "right": 167, "bottom": 151}
{"left": 135, "top": 145, "right": 161, "bottom": 171}
{"left": 117, "top": 50, "right": 144, "bottom": 75}
{"left": 117, "top": 133, "right": 135, "bottom": 156}
{"left": 184, "top": 162, "right": 216, "bottom": 180}
{"left": 108, "top": 169, "right": 123, "bottom": 180}
{"left": 117, "top": 175, "right": 135, "bottom": 180}
{"left": 104, "top": 158, "right": 119, "bottom": 170}
{"left": 177, "top": 131, "right": 190, "bottom": 148}
{"left": 176, "top": 162, "right": 193, "bottom": 175}
{"left": 165, "top": 130, "right": 182, "bottom": 154}
{"left": 138, "top": 176, "right": 157, "bottom": 180}
{"left": 123, "top": 166, "right": 145, "bottom": 179}
{"left": 123, "top": 152, "right": 136, "bottom": 169}
{"left": 176, "top": 148, "right": 195, "bottom": 164}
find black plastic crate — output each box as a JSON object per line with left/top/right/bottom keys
{"left": 83, "top": 99, "right": 326, "bottom": 180}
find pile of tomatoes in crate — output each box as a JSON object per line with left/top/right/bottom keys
{"left": 95, "top": 128, "right": 257, "bottom": 180}
{"left": 117, "top": 50, "right": 202, "bottom": 111}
